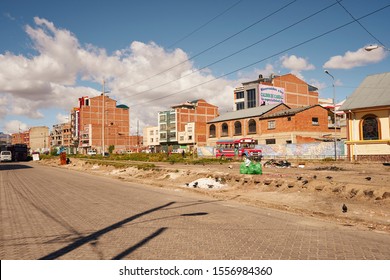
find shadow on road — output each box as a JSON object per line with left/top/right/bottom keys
{"left": 0, "top": 163, "right": 33, "bottom": 170}
{"left": 39, "top": 202, "right": 175, "bottom": 260}
{"left": 111, "top": 227, "right": 168, "bottom": 260}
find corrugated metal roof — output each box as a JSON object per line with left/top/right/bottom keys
{"left": 207, "top": 103, "right": 284, "bottom": 123}
{"left": 259, "top": 105, "right": 323, "bottom": 119}
{"left": 339, "top": 72, "right": 390, "bottom": 111}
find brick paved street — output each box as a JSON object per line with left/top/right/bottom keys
{"left": 1, "top": 162, "right": 390, "bottom": 260}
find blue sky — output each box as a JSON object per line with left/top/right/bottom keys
{"left": 1, "top": 0, "right": 389, "bottom": 134}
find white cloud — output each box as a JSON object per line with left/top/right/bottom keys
{"left": 280, "top": 54, "right": 315, "bottom": 71}
{"left": 3, "top": 120, "right": 28, "bottom": 134}
{"left": 323, "top": 47, "right": 387, "bottom": 69}
{"left": 0, "top": 17, "right": 237, "bottom": 134}
{"left": 56, "top": 113, "right": 70, "bottom": 123}
{"left": 237, "top": 64, "right": 275, "bottom": 82}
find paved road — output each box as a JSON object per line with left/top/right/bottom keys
{"left": 1, "top": 162, "right": 389, "bottom": 260}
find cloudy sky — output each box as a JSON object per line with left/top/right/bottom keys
{"left": 0, "top": 0, "right": 389, "bottom": 134}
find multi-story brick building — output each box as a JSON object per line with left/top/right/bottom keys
{"left": 75, "top": 94, "right": 130, "bottom": 154}
{"left": 11, "top": 131, "right": 29, "bottom": 146}
{"left": 158, "top": 99, "right": 218, "bottom": 151}
{"left": 207, "top": 103, "right": 337, "bottom": 145}
{"left": 234, "top": 73, "right": 319, "bottom": 110}
{"left": 50, "top": 122, "right": 72, "bottom": 153}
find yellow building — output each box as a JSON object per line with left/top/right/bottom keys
{"left": 340, "top": 72, "right": 390, "bottom": 161}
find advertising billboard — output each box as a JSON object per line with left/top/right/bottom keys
{"left": 259, "top": 85, "right": 285, "bottom": 105}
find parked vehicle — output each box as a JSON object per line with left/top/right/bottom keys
{"left": 87, "top": 149, "right": 97, "bottom": 156}
{"left": 0, "top": 151, "right": 12, "bottom": 162}
{"left": 215, "top": 138, "right": 262, "bottom": 161}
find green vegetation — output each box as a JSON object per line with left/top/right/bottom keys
{"left": 108, "top": 145, "right": 115, "bottom": 154}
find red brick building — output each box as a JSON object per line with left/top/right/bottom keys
{"left": 75, "top": 94, "right": 130, "bottom": 153}
{"left": 11, "top": 131, "right": 29, "bottom": 146}
{"left": 207, "top": 103, "right": 336, "bottom": 145}
{"left": 234, "top": 73, "right": 319, "bottom": 110}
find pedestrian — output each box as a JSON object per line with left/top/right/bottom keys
{"left": 182, "top": 150, "right": 185, "bottom": 158}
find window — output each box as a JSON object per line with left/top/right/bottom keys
{"left": 150, "top": 130, "right": 154, "bottom": 135}
{"left": 236, "top": 102, "right": 245, "bottom": 110}
{"left": 235, "top": 91, "right": 244, "bottom": 99}
{"left": 247, "top": 89, "right": 256, "bottom": 108}
{"left": 286, "top": 140, "right": 292, "bottom": 144}
{"left": 361, "top": 115, "right": 380, "bottom": 140}
{"left": 160, "top": 133, "right": 167, "bottom": 140}
{"left": 248, "top": 119, "right": 256, "bottom": 134}
{"left": 160, "top": 124, "right": 167, "bottom": 131}
{"left": 234, "top": 121, "right": 242, "bottom": 135}
{"left": 268, "top": 120, "right": 276, "bottom": 129}
{"left": 169, "top": 123, "right": 176, "bottom": 130}
{"left": 287, "top": 117, "right": 292, "bottom": 121}
{"left": 169, "top": 132, "right": 176, "bottom": 139}
{"left": 221, "top": 123, "right": 229, "bottom": 137}
{"left": 209, "top": 124, "right": 216, "bottom": 138}
{"left": 159, "top": 114, "right": 166, "bottom": 122}
{"left": 266, "top": 139, "right": 276, "bottom": 144}
{"left": 188, "top": 135, "right": 192, "bottom": 140}
{"left": 312, "top": 117, "right": 319, "bottom": 126}
{"left": 169, "top": 113, "right": 176, "bottom": 122}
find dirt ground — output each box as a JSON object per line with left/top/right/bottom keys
{"left": 39, "top": 158, "right": 390, "bottom": 233}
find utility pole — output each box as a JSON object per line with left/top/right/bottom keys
{"left": 102, "top": 79, "right": 105, "bottom": 156}
{"left": 137, "top": 120, "right": 139, "bottom": 146}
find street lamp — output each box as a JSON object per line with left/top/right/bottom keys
{"left": 364, "top": 44, "right": 390, "bottom": 52}
{"left": 324, "top": 70, "right": 337, "bottom": 160}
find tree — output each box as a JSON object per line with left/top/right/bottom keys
{"left": 108, "top": 145, "right": 115, "bottom": 154}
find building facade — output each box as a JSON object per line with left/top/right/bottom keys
{"left": 158, "top": 99, "right": 219, "bottom": 150}
{"left": 207, "top": 103, "right": 336, "bottom": 146}
{"left": 76, "top": 95, "right": 130, "bottom": 154}
{"left": 143, "top": 126, "right": 159, "bottom": 152}
{"left": 11, "top": 131, "right": 29, "bottom": 146}
{"left": 29, "top": 126, "right": 50, "bottom": 153}
{"left": 50, "top": 122, "right": 72, "bottom": 153}
{"left": 234, "top": 73, "right": 319, "bottom": 111}
{"left": 340, "top": 72, "right": 390, "bottom": 161}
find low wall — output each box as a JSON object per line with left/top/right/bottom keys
{"left": 199, "top": 141, "right": 345, "bottom": 159}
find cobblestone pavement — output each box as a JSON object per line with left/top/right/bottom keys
{"left": 1, "top": 162, "right": 390, "bottom": 260}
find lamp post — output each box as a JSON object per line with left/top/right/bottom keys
{"left": 101, "top": 80, "right": 110, "bottom": 156}
{"left": 324, "top": 70, "right": 337, "bottom": 160}
{"left": 364, "top": 44, "right": 390, "bottom": 52}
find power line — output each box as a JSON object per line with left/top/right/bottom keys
{"left": 128, "top": 1, "right": 340, "bottom": 99}
{"left": 117, "top": 0, "right": 298, "bottom": 91}
{"left": 167, "top": 0, "right": 244, "bottom": 49}
{"left": 128, "top": 4, "right": 390, "bottom": 108}
{"left": 336, "top": 0, "right": 387, "bottom": 48}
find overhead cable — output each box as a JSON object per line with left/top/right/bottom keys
{"left": 129, "top": 1, "right": 341, "bottom": 98}
{"left": 167, "top": 0, "right": 244, "bottom": 49}
{"left": 128, "top": 4, "right": 390, "bottom": 108}
{"left": 118, "top": 0, "right": 298, "bottom": 90}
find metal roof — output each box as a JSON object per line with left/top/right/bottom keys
{"left": 207, "top": 103, "right": 284, "bottom": 123}
{"left": 259, "top": 105, "right": 324, "bottom": 119}
{"left": 339, "top": 72, "right": 390, "bottom": 111}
